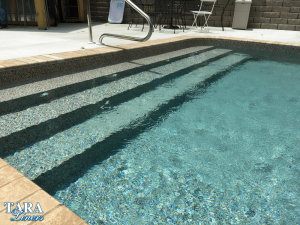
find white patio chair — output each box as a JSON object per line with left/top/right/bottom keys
{"left": 191, "top": 0, "right": 216, "bottom": 32}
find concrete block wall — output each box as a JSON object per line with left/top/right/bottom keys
{"left": 90, "top": 0, "right": 300, "bottom": 31}
{"left": 248, "top": 0, "right": 300, "bottom": 30}
{"left": 90, "top": 0, "right": 110, "bottom": 22}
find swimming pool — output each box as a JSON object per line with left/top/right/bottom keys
{"left": 1, "top": 45, "right": 300, "bottom": 224}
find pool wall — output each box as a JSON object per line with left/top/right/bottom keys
{"left": 0, "top": 36, "right": 300, "bottom": 87}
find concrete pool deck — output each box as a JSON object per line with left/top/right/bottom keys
{"left": 0, "top": 23, "right": 300, "bottom": 224}
{"left": 0, "top": 22, "right": 300, "bottom": 61}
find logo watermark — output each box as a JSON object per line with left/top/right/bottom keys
{"left": 4, "top": 202, "right": 44, "bottom": 221}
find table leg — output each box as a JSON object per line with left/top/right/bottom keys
{"left": 163, "top": 0, "right": 179, "bottom": 30}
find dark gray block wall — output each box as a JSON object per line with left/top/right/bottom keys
{"left": 90, "top": 0, "right": 300, "bottom": 31}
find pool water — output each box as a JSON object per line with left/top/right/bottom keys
{"left": 1, "top": 47, "right": 300, "bottom": 224}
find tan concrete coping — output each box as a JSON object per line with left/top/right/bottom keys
{"left": 0, "top": 36, "right": 299, "bottom": 72}
{"left": 0, "top": 158, "right": 88, "bottom": 225}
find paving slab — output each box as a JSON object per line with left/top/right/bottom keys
{"left": 0, "top": 162, "right": 87, "bottom": 224}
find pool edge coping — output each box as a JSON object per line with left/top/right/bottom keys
{"left": 0, "top": 158, "right": 88, "bottom": 224}
{"left": 0, "top": 36, "right": 299, "bottom": 73}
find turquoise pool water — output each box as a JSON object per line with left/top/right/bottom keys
{"left": 1, "top": 47, "right": 300, "bottom": 224}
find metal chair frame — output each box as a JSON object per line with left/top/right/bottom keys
{"left": 182, "top": 0, "right": 232, "bottom": 31}
{"left": 191, "top": 0, "right": 216, "bottom": 32}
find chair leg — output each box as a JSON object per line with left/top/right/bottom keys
{"left": 192, "top": 13, "right": 198, "bottom": 28}
{"left": 152, "top": 16, "right": 155, "bottom": 32}
{"left": 156, "top": 16, "right": 160, "bottom": 29}
{"left": 203, "top": 14, "right": 211, "bottom": 32}
{"left": 174, "top": 15, "right": 176, "bottom": 34}
{"left": 180, "top": 14, "right": 185, "bottom": 31}
{"left": 177, "top": 14, "right": 184, "bottom": 32}
{"left": 153, "top": 16, "right": 157, "bottom": 29}
{"left": 221, "top": 11, "right": 225, "bottom": 31}
{"left": 161, "top": 17, "right": 167, "bottom": 27}
{"left": 142, "top": 17, "right": 145, "bottom": 32}
{"left": 128, "top": 18, "right": 133, "bottom": 30}
{"left": 157, "top": 16, "right": 162, "bottom": 31}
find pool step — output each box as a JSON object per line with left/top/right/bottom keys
{"left": 0, "top": 46, "right": 213, "bottom": 105}
{"left": 0, "top": 47, "right": 225, "bottom": 138}
{"left": 3, "top": 52, "right": 249, "bottom": 182}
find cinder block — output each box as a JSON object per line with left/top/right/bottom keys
{"left": 280, "top": 12, "right": 298, "bottom": 18}
{"left": 91, "top": 16, "right": 104, "bottom": 22}
{"left": 185, "top": 19, "right": 195, "bottom": 26}
{"left": 296, "top": 25, "right": 300, "bottom": 30}
{"left": 250, "top": 12, "right": 264, "bottom": 17}
{"left": 254, "top": 17, "right": 271, "bottom": 22}
{"left": 223, "top": 16, "right": 234, "bottom": 22}
{"left": 247, "top": 22, "right": 262, "bottom": 28}
{"left": 209, "top": 16, "right": 222, "bottom": 21}
{"left": 217, "top": 0, "right": 231, "bottom": 5}
{"left": 215, "top": 11, "right": 231, "bottom": 16}
{"left": 214, "top": 7, "right": 224, "bottom": 11}
{"left": 290, "top": 7, "right": 300, "bottom": 12}
{"left": 272, "top": 6, "right": 291, "bottom": 12}
{"left": 252, "top": 0, "right": 267, "bottom": 6}
{"left": 205, "top": 6, "right": 214, "bottom": 11}
{"left": 264, "top": 12, "right": 281, "bottom": 17}
{"left": 248, "top": 17, "right": 254, "bottom": 23}
{"left": 266, "top": 0, "right": 283, "bottom": 6}
{"left": 214, "top": 21, "right": 230, "bottom": 27}
{"left": 208, "top": 21, "right": 215, "bottom": 26}
{"left": 256, "top": 6, "right": 273, "bottom": 11}
{"left": 123, "top": 18, "right": 132, "bottom": 24}
{"left": 283, "top": 0, "right": 300, "bottom": 7}
{"left": 271, "top": 17, "right": 288, "bottom": 23}
{"left": 288, "top": 18, "right": 300, "bottom": 24}
{"left": 261, "top": 23, "right": 279, "bottom": 28}
{"left": 226, "top": 5, "right": 235, "bottom": 10}
{"left": 251, "top": 6, "right": 256, "bottom": 12}
{"left": 91, "top": 11, "right": 102, "bottom": 16}
{"left": 278, "top": 23, "right": 296, "bottom": 29}
{"left": 124, "top": 8, "right": 131, "bottom": 13}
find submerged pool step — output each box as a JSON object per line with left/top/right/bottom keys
{"left": 0, "top": 48, "right": 229, "bottom": 139}
{"left": 4, "top": 53, "right": 249, "bottom": 180}
{"left": 0, "top": 46, "right": 213, "bottom": 105}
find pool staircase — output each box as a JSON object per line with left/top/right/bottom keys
{"left": 0, "top": 46, "right": 249, "bottom": 224}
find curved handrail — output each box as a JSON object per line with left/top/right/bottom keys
{"left": 99, "top": 0, "right": 153, "bottom": 44}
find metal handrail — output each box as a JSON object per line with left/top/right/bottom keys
{"left": 86, "top": 0, "right": 94, "bottom": 43}
{"left": 99, "top": 0, "right": 153, "bottom": 44}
